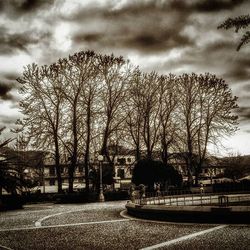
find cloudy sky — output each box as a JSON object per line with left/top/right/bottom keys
{"left": 0, "top": 0, "right": 249, "bottom": 156}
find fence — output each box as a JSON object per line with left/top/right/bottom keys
{"left": 133, "top": 191, "right": 250, "bottom": 207}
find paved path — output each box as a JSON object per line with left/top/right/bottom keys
{"left": 0, "top": 201, "right": 249, "bottom": 249}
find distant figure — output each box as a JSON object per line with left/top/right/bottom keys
{"left": 200, "top": 183, "right": 204, "bottom": 194}
{"left": 138, "top": 184, "right": 146, "bottom": 204}
{"left": 129, "top": 185, "right": 136, "bottom": 203}
{"left": 155, "top": 183, "right": 161, "bottom": 197}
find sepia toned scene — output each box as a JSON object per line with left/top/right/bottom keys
{"left": 0, "top": 1, "right": 250, "bottom": 249}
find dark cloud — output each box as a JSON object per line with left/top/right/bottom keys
{"left": 73, "top": 30, "right": 193, "bottom": 53}
{"left": 161, "top": 0, "right": 247, "bottom": 13}
{"left": 194, "top": 0, "right": 247, "bottom": 12}
{"left": 123, "top": 32, "right": 192, "bottom": 52}
{"left": 0, "top": 1, "right": 3, "bottom": 11}
{"left": 0, "top": 0, "right": 55, "bottom": 18}
{"left": 17, "top": 0, "right": 53, "bottom": 12}
{"left": 243, "top": 85, "right": 250, "bottom": 92}
{"left": 157, "top": 37, "right": 250, "bottom": 84}
{"left": 225, "top": 67, "right": 250, "bottom": 82}
{"left": 0, "top": 74, "right": 19, "bottom": 101}
{"left": 104, "top": 1, "right": 167, "bottom": 18}
{"left": 223, "top": 57, "right": 250, "bottom": 82}
{"left": 60, "top": 0, "right": 188, "bottom": 23}
{"left": 236, "top": 107, "right": 250, "bottom": 122}
{"left": 0, "top": 27, "right": 51, "bottom": 54}
{"left": 204, "top": 40, "right": 235, "bottom": 52}
{"left": 63, "top": 1, "right": 173, "bottom": 22}
{"left": 103, "top": 0, "right": 245, "bottom": 17}
{"left": 73, "top": 33, "right": 103, "bottom": 43}
{"left": 0, "top": 82, "right": 13, "bottom": 101}
{"left": 3, "top": 72, "right": 19, "bottom": 81}
{"left": 67, "top": 0, "right": 248, "bottom": 56}
{"left": 71, "top": 1, "right": 193, "bottom": 54}
{"left": 237, "top": 58, "right": 250, "bottom": 69}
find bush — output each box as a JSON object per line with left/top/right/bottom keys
{"left": 0, "top": 195, "right": 24, "bottom": 211}
{"left": 53, "top": 192, "right": 92, "bottom": 203}
{"left": 21, "top": 191, "right": 99, "bottom": 204}
{"left": 104, "top": 190, "right": 129, "bottom": 201}
{"left": 213, "top": 180, "right": 250, "bottom": 193}
{"left": 132, "top": 159, "right": 182, "bottom": 190}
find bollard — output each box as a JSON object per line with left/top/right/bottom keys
{"left": 218, "top": 195, "right": 229, "bottom": 207}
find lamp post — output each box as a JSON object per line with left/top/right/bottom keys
{"left": 98, "top": 155, "right": 105, "bottom": 202}
{"left": 22, "top": 169, "right": 29, "bottom": 194}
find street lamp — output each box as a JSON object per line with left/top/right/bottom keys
{"left": 98, "top": 155, "right": 105, "bottom": 202}
{"left": 22, "top": 169, "right": 29, "bottom": 194}
{"left": 23, "top": 168, "right": 29, "bottom": 175}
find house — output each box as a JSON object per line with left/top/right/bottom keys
{"left": 113, "top": 154, "right": 135, "bottom": 189}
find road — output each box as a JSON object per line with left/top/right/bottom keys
{"left": 0, "top": 201, "right": 249, "bottom": 250}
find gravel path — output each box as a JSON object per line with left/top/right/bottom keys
{"left": 0, "top": 201, "right": 249, "bottom": 249}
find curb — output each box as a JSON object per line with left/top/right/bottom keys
{"left": 125, "top": 203, "right": 250, "bottom": 224}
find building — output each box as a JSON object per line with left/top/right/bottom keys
{"left": 113, "top": 154, "right": 135, "bottom": 189}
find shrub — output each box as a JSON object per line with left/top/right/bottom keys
{"left": 104, "top": 190, "right": 129, "bottom": 201}
{"left": 0, "top": 195, "right": 24, "bottom": 211}
{"left": 132, "top": 159, "right": 182, "bottom": 191}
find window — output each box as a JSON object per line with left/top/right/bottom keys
{"left": 79, "top": 165, "right": 83, "bottom": 173}
{"left": 117, "top": 158, "right": 126, "bottom": 165}
{"left": 49, "top": 179, "right": 55, "bottom": 186}
{"left": 127, "top": 158, "right": 131, "bottom": 163}
{"left": 117, "top": 169, "right": 125, "bottom": 179}
{"left": 49, "top": 166, "right": 55, "bottom": 175}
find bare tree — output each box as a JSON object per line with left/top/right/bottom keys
{"left": 78, "top": 52, "right": 99, "bottom": 193}
{"left": 194, "top": 73, "right": 238, "bottom": 184}
{"left": 140, "top": 72, "right": 161, "bottom": 159}
{"left": 223, "top": 153, "right": 250, "bottom": 180}
{"left": 17, "top": 50, "right": 239, "bottom": 191}
{"left": 175, "top": 73, "right": 200, "bottom": 184}
{"left": 0, "top": 127, "right": 15, "bottom": 195}
{"left": 96, "top": 54, "right": 129, "bottom": 164}
{"left": 125, "top": 68, "right": 144, "bottom": 161}
{"left": 176, "top": 73, "right": 238, "bottom": 185}
{"left": 158, "top": 74, "right": 179, "bottom": 164}
{"left": 18, "top": 64, "right": 64, "bottom": 193}
{"left": 57, "top": 51, "right": 97, "bottom": 193}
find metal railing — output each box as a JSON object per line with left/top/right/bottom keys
{"left": 132, "top": 191, "right": 250, "bottom": 207}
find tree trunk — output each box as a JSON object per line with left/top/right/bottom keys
{"left": 146, "top": 115, "right": 152, "bottom": 159}
{"left": 187, "top": 156, "right": 193, "bottom": 186}
{"left": 84, "top": 103, "right": 91, "bottom": 193}
{"left": 101, "top": 123, "right": 111, "bottom": 163}
{"left": 135, "top": 144, "right": 141, "bottom": 162}
{"left": 161, "top": 134, "right": 169, "bottom": 165}
{"left": 69, "top": 101, "right": 78, "bottom": 193}
{"left": 68, "top": 166, "right": 74, "bottom": 193}
{"left": 161, "top": 147, "right": 168, "bottom": 165}
{"left": 54, "top": 136, "right": 62, "bottom": 193}
{"left": 195, "top": 161, "right": 202, "bottom": 186}
{"left": 186, "top": 122, "right": 193, "bottom": 185}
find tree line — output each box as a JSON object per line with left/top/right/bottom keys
{"left": 16, "top": 50, "right": 238, "bottom": 192}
